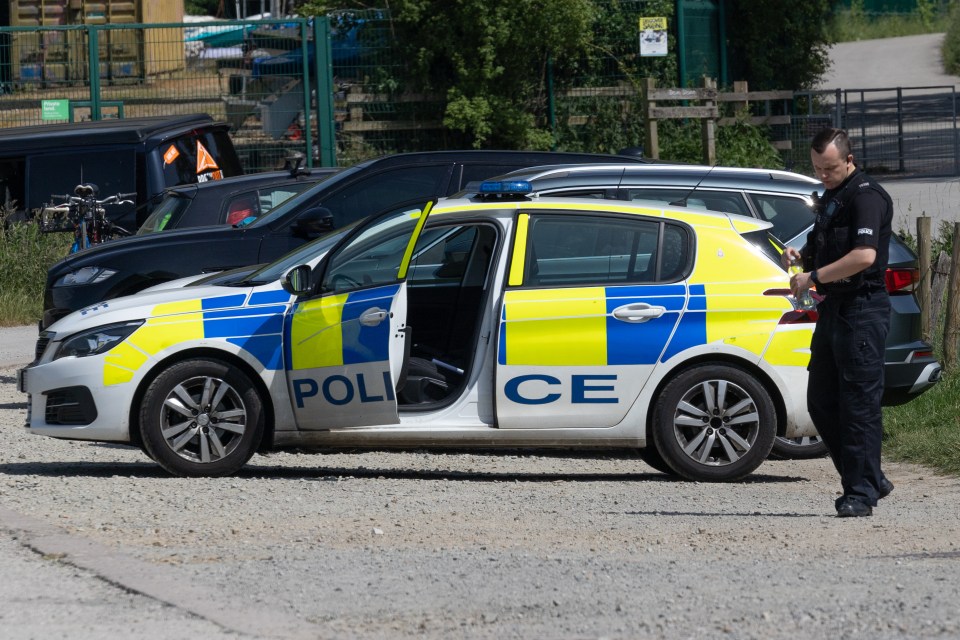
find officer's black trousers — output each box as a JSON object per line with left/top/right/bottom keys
{"left": 807, "top": 290, "right": 890, "bottom": 506}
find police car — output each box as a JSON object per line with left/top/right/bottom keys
{"left": 19, "top": 185, "right": 817, "bottom": 481}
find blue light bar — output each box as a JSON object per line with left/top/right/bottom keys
{"left": 478, "top": 180, "right": 533, "bottom": 194}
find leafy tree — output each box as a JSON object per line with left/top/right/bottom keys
{"left": 296, "top": 0, "right": 793, "bottom": 165}
{"left": 724, "top": 0, "right": 836, "bottom": 90}
{"left": 186, "top": 0, "right": 223, "bottom": 16}
{"left": 300, "top": 0, "right": 595, "bottom": 148}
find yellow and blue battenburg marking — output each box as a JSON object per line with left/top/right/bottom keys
{"left": 286, "top": 284, "right": 400, "bottom": 371}
{"left": 498, "top": 284, "right": 693, "bottom": 366}
{"left": 498, "top": 281, "right": 793, "bottom": 367}
{"left": 102, "top": 290, "right": 293, "bottom": 385}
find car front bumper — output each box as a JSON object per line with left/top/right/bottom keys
{"left": 19, "top": 357, "right": 133, "bottom": 442}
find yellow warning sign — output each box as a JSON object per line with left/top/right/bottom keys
{"left": 640, "top": 17, "right": 667, "bottom": 31}
{"left": 196, "top": 140, "right": 220, "bottom": 174}
{"left": 163, "top": 145, "right": 180, "bottom": 165}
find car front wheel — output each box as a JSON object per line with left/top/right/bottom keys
{"left": 652, "top": 364, "right": 776, "bottom": 482}
{"left": 139, "top": 358, "right": 264, "bottom": 477}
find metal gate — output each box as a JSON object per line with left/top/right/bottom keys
{"left": 790, "top": 86, "right": 960, "bottom": 178}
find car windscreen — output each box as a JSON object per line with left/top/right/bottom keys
{"left": 238, "top": 225, "right": 356, "bottom": 286}
{"left": 746, "top": 192, "right": 816, "bottom": 246}
{"left": 246, "top": 164, "right": 366, "bottom": 228}
{"left": 137, "top": 192, "right": 192, "bottom": 234}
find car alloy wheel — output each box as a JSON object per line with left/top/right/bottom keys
{"left": 140, "top": 358, "right": 264, "bottom": 477}
{"left": 652, "top": 364, "right": 776, "bottom": 482}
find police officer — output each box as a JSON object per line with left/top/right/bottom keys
{"left": 783, "top": 127, "right": 895, "bottom": 518}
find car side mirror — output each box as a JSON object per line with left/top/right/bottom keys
{"left": 292, "top": 206, "right": 334, "bottom": 239}
{"left": 281, "top": 264, "right": 313, "bottom": 296}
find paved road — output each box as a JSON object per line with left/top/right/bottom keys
{"left": 819, "top": 33, "right": 960, "bottom": 235}
{"left": 821, "top": 33, "right": 959, "bottom": 90}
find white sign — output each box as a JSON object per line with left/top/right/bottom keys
{"left": 639, "top": 17, "right": 668, "bottom": 57}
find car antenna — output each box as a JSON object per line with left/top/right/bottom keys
{"left": 669, "top": 164, "right": 716, "bottom": 207}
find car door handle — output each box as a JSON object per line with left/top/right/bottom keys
{"left": 611, "top": 303, "right": 666, "bottom": 323}
{"left": 359, "top": 307, "right": 389, "bottom": 327}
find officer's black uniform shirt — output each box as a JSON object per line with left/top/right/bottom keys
{"left": 805, "top": 167, "right": 892, "bottom": 293}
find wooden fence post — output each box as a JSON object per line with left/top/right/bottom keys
{"left": 701, "top": 76, "right": 716, "bottom": 165}
{"left": 931, "top": 251, "right": 951, "bottom": 338}
{"left": 942, "top": 222, "right": 960, "bottom": 370}
{"left": 917, "top": 216, "right": 932, "bottom": 342}
{"left": 732, "top": 80, "right": 749, "bottom": 114}
{"left": 643, "top": 77, "right": 659, "bottom": 160}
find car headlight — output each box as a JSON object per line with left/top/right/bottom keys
{"left": 55, "top": 321, "right": 144, "bottom": 359}
{"left": 55, "top": 267, "right": 118, "bottom": 287}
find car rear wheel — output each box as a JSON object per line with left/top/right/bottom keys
{"left": 139, "top": 358, "right": 264, "bottom": 477}
{"left": 652, "top": 364, "right": 776, "bottom": 482}
{"left": 638, "top": 444, "right": 677, "bottom": 476}
{"left": 770, "top": 435, "right": 828, "bottom": 460}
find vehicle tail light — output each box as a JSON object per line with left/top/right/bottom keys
{"left": 885, "top": 267, "right": 918, "bottom": 294}
{"left": 764, "top": 288, "right": 820, "bottom": 324}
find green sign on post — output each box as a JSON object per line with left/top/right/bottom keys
{"left": 41, "top": 99, "right": 70, "bottom": 121}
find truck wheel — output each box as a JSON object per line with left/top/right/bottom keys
{"left": 139, "top": 359, "right": 264, "bottom": 477}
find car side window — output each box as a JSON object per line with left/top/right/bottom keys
{"left": 408, "top": 226, "right": 478, "bottom": 285}
{"left": 626, "top": 188, "right": 749, "bottom": 216}
{"left": 258, "top": 186, "right": 304, "bottom": 212}
{"left": 543, "top": 189, "right": 609, "bottom": 199}
{"left": 27, "top": 150, "right": 137, "bottom": 213}
{"left": 521, "top": 214, "right": 687, "bottom": 287}
{"left": 320, "top": 165, "right": 448, "bottom": 226}
{"left": 746, "top": 193, "right": 816, "bottom": 244}
{"left": 321, "top": 206, "right": 427, "bottom": 294}
{"left": 459, "top": 164, "right": 522, "bottom": 189}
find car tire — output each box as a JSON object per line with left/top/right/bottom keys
{"left": 769, "top": 435, "right": 828, "bottom": 460}
{"left": 652, "top": 364, "right": 776, "bottom": 482}
{"left": 638, "top": 444, "right": 677, "bottom": 476}
{"left": 139, "top": 358, "right": 264, "bottom": 477}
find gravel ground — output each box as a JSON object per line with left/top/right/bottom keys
{"left": 2, "top": 334, "right": 960, "bottom": 639}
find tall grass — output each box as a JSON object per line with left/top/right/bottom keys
{"left": 942, "top": 1, "right": 960, "bottom": 74}
{"left": 0, "top": 219, "right": 71, "bottom": 327}
{"left": 882, "top": 218, "right": 959, "bottom": 475}
{"left": 828, "top": 0, "right": 952, "bottom": 42}
{"left": 884, "top": 371, "right": 960, "bottom": 475}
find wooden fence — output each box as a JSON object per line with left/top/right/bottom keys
{"left": 335, "top": 78, "right": 795, "bottom": 160}
{"left": 917, "top": 218, "right": 960, "bottom": 371}
{"left": 642, "top": 77, "right": 794, "bottom": 165}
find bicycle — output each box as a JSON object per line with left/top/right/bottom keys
{"left": 40, "top": 183, "right": 136, "bottom": 253}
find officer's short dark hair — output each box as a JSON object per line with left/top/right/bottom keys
{"left": 811, "top": 128, "right": 852, "bottom": 158}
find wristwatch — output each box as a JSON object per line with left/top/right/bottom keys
{"left": 810, "top": 270, "right": 823, "bottom": 287}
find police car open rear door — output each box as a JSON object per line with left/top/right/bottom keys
{"left": 285, "top": 204, "right": 431, "bottom": 429}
